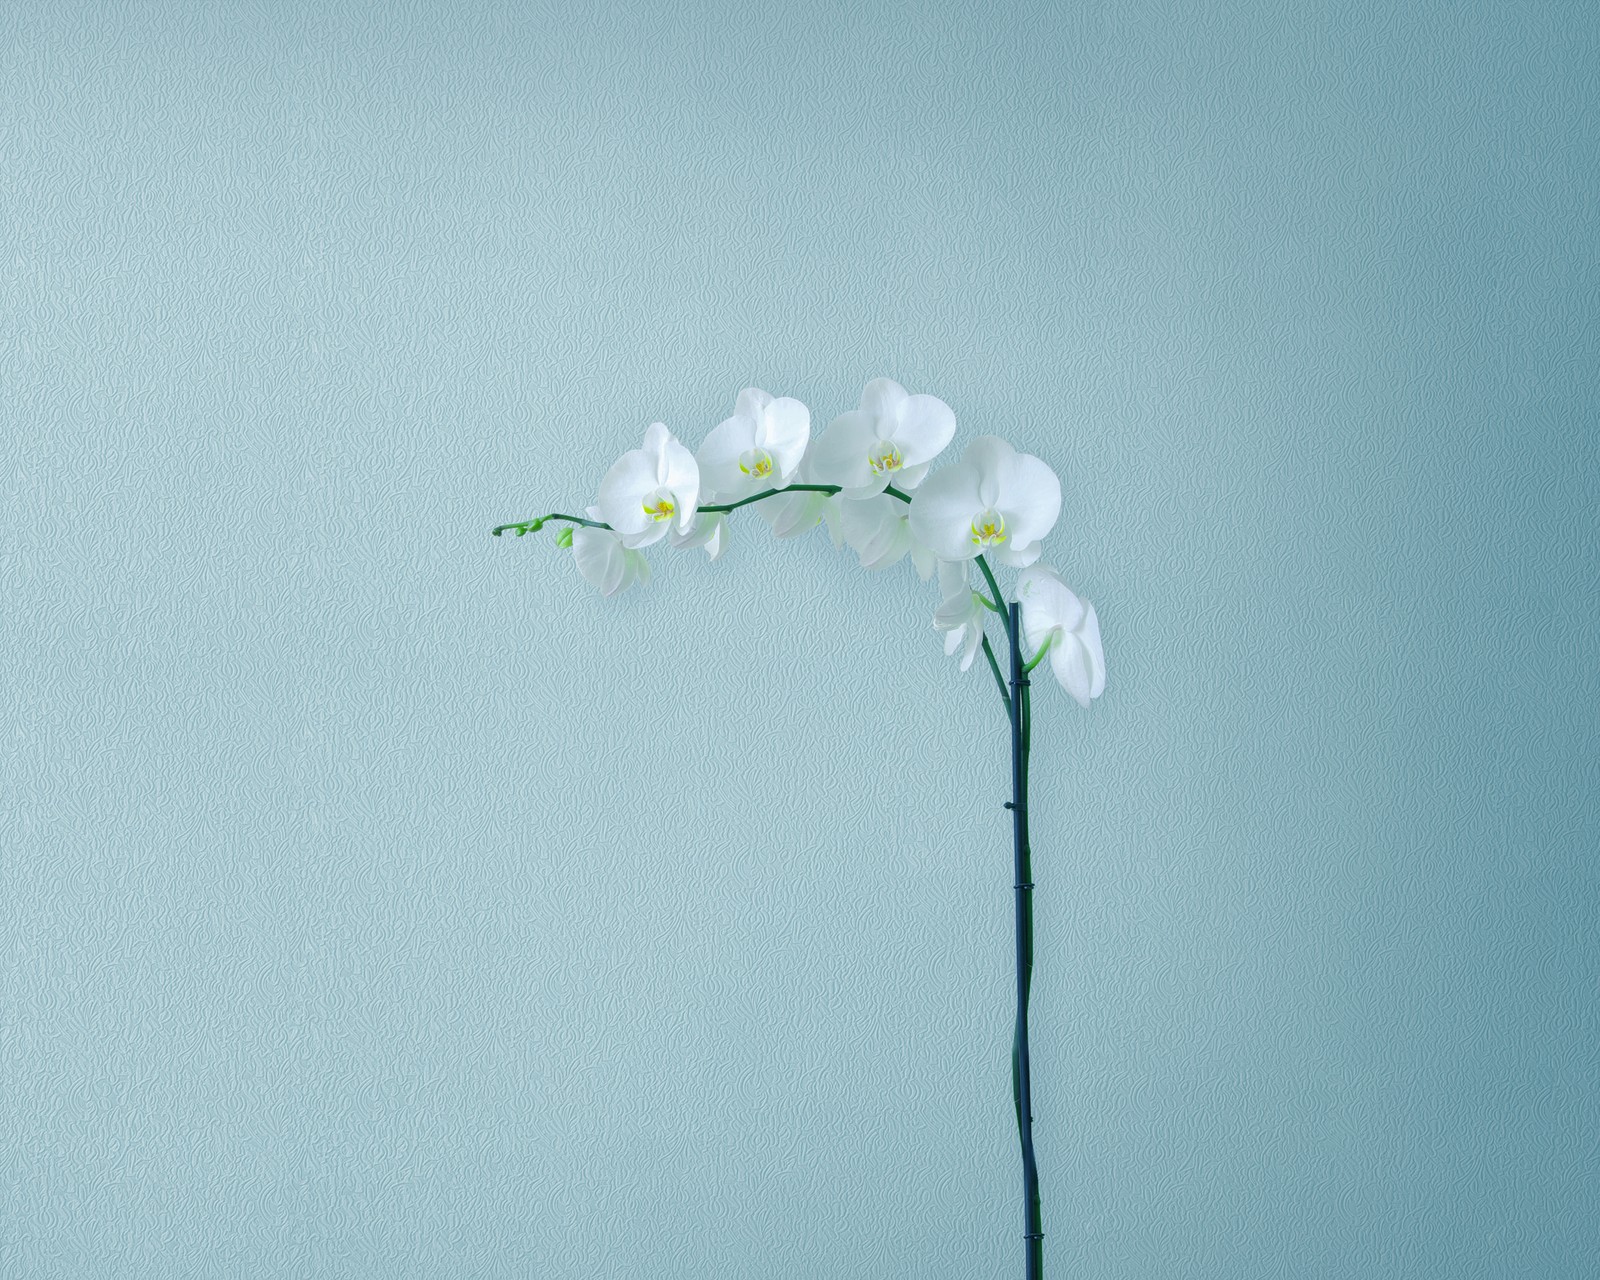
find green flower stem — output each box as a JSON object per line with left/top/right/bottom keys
{"left": 491, "top": 513, "right": 606, "bottom": 536}
{"left": 701, "top": 483, "right": 844, "bottom": 514}
{"left": 1022, "top": 632, "right": 1053, "bottom": 675}
{"left": 975, "top": 554, "right": 1013, "bottom": 643}
{"left": 983, "top": 634, "right": 1013, "bottom": 717}
{"left": 493, "top": 483, "right": 870, "bottom": 538}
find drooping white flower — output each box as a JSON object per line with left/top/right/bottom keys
{"left": 571, "top": 507, "right": 650, "bottom": 596}
{"left": 755, "top": 451, "right": 844, "bottom": 547}
{"left": 931, "top": 560, "right": 988, "bottom": 671}
{"left": 907, "top": 435, "right": 1060, "bottom": 568}
{"left": 808, "top": 378, "right": 957, "bottom": 499}
{"left": 695, "top": 388, "right": 810, "bottom": 501}
{"left": 1017, "top": 565, "right": 1105, "bottom": 708}
{"left": 838, "top": 494, "right": 936, "bottom": 579}
{"left": 670, "top": 510, "right": 729, "bottom": 560}
{"left": 596, "top": 422, "right": 700, "bottom": 549}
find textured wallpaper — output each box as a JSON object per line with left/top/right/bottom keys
{"left": 4, "top": 1, "right": 1597, "bottom": 1277}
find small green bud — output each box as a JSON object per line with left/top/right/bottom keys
{"left": 555, "top": 526, "right": 574, "bottom": 548}
{"left": 529, "top": 517, "right": 546, "bottom": 533}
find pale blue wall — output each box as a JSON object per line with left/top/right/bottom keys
{"left": 4, "top": 2, "right": 1596, "bottom": 1276}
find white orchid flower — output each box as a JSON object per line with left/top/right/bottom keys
{"left": 907, "top": 435, "right": 1061, "bottom": 568}
{"left": 596, "top": 422, "right": 700, "bottom": 549}
{"left": 839, "top": 494, "right": 937, "bottom": 579}
{"left": 570, "top": 507, "right": 650, "bottom": 596}
{"left": 755, "top": 452, "right": 845, "bottom": 547}
{"left": 1017, "top": 565, "right": 1105, "bottom": 708}
{"left": 932, "top": 560, "right": 988, "bottom": 671}
{"left": 695, "top": 388, "right": 810, "bottom": 501}
{"left": 670, "top": 510, "right": 729, "bottom": 560}
{"left": 809, "top": 378, "right": 957, "bottom": 499}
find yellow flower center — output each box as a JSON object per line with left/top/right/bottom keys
{"left": 738, "top": 447, "right": 775, "bottom": 479}
{"left": 969, "top": 508, "right": 1007, "bottom": 546}
{"left": 641, "top": 489, "right": 677, "bottom": 522}
{"left": 867, "top": 440, "right": 903, "bottom": 475}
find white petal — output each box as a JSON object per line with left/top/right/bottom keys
{"left": 1017, "top": 565, "right": 1085, "bottom": 642}
{"left": 890, "top": 393, "right": 957, "bottom": 468}
{"left": 808, "top": 410, "right": 878, "bottom": 494}
{"left": 706, "top": 519, "right": 728, "bottom": 560}
{"left": 959, "top": 624, "right": 984, "bottom": 671}
{"left": 596, "top": 450, "right": 659, "bottom": 536}
{"left": 964, "top": 436, "right": 1013, "bottom": 509}
{"left": 620, "top": 521, "right": 670, "bottom": 549}
{"left": 641, "top": 422, "right": 672, "bottom": 478}
{"left": 696, "top": 413, "right": 760, "bottom": 499}
{"left": 660, "top": 440, "right": 700, "bottom": 529}
{"left": 735, "top": 387, "right": 773, "bottom": 418}
{"left": 909, "top": 542, "right": 937, "bottom": 581}
{"left": 760, "top": 396, "right": 811, "bottom": 481}
{"left": 894, "top": 461, "right": 931, "bottom": 490}
{"left": 572, "top": 527, "right": 627, "bottom": 595}
{"left": 840, "top": 495, "right": 909, "bottom": 570}
{"left": 992, "top": 539, "right": 1043, "bottom": 568}
{"left": 615, "top": 548, "right": 643, "bottom": 594}
{"left": 936, "top": 558, "right": 969, "bottom": 601}
{"left": 1077, "top": 601, "right": 1105, "bottom": 698}
{"left": 907, "top": 460, "right": 984, "bottom": 561}
{"left": 819, "top": 495, "right": 845, "bottom": 548}
{"left": 757, "top": 488, "right": 819, "bottom": 538}
{"left": 934, "top": 593, "right": 977, "bottom": 630}
{"left": 995, "top": 448, "right": 1061, "bottom": 547}
{"left": 1050, "top": 632, "right": 1095, "bottom": 707}
{"left": 859, "top": 377, "right": 908, "bottom": 421}
{"left": 670, "top": 511, "right": 726, "bottom": 555}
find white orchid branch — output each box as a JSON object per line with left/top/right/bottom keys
{"left": 491, "top": 379, "right": 1110, "bottom": 1280}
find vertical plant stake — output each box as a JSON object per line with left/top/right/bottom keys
{"left": 494, "top": 380, "right": 1106, "bottom": 1278}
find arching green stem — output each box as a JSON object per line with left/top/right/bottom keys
{"left": 1023, "top": 632, "right": 1054, "bottom": 675}
{"left": 492, "top": 483, "right": 855, "bottom": 538}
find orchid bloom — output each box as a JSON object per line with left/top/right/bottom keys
{"left": 808, "top": 378, "right": 957, "bottom": 499}
{"left": 755, "top": 452, "right": 844, "bottom": 547}
{"left": 596, "top": 422, "right": 700, "bottom": 549}
{"left": 670, "top": 510, "right": 729, "bottom": 560}
{"left": 695, "top": 388, "right": 810, "bottom": 501}
{"left": 906, "top": 435, "right": 1060, "bottom": 568}
{"left": 839, "top": 493, "right": 937, "bottom": 579}
{"left": 570, "top": 507, "right": 651, "bottom": 596}
{"left": 1017, "top": 565, "right": 1105, "bottom": 708}
{"left": 932, "top": 560, "right": 988, "bottom": 671}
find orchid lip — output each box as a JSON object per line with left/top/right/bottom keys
{"left": 866, "top": 440, "right": 903, "bottom": 475}
{"left": 738, "top": 447, "right": 775, "bottom": 479}
{"left": 969, "top": 507, "right": 1008, "bottom": 546}
{"left": 641, "top": 488, "right": 678, "bottom": 522}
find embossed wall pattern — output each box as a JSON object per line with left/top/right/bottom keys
{"left": 3, "top": 2, "right": 1597, "bottom": 1277}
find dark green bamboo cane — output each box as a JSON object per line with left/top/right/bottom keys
{"left": 1007, "top": 602, "right": 1044, "bottom": 1277}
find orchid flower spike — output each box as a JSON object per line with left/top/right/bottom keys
{"left": 932, "top": 560, "right": 988, "bottom": 671}
{"left": 695, "top": 388, "right": 810, "bottom": 501}
{"left": 839, "top": 493, "right": 937, "bottom": 579}
{"left": 571, "top": 506, "right": 651, "bottom": 596}
{"left": 1017, "top": 565, "right": 1105, "bottom": 708}
{"left": 809, "top": 378, "right": 957, "bottom": 499}
{"left": 907, "top": 436, "right": 1060, "bottom": 568}
{"left": 596, "top": 422, "right": 700, "bottom": 549}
